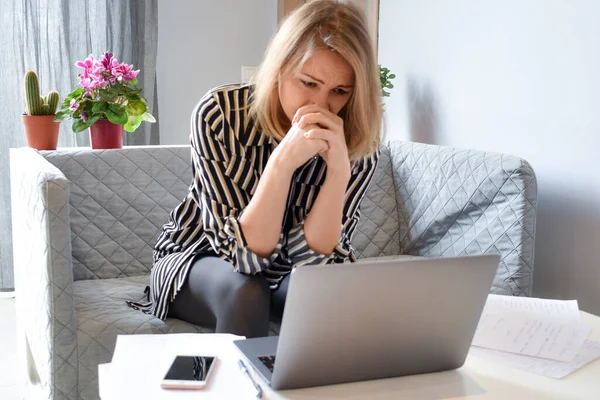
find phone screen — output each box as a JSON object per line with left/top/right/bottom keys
{"left": 163, "top": 356, "right": 216, "bottom": 382}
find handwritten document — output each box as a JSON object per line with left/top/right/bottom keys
{"left": 470, "top": 340, "right": 600, "bottom": 379}
{"left": 472, "top": 313, "right": 590, "bottom": 362}
{"left": 472, "top": 295, "right": 590, "bottom": 362}
{"left": 483, "top": 294, "right": 580, "bottom": 323}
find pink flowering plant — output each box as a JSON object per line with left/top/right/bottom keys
{"left": 55, "top": 52, "right": 155, "bottom": 132}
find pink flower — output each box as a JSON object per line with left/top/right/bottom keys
{"left": 79, "top": 77, "right": 92, "bottom": 89}
{"left": 69, "top": 99, "right": 78, "bottom": 111}
{"left": 119, "top": 63, "right": 139, "bottom": 81}
{"left": 75, "top": 55, "right": 95, "bottom": 70}
{"left": 100, "top": 52, "right": 115, "bottom": 70}
{"left": 79, "top": 75, "right": 105, "bottom": 91}
{"left": 80, "top": 111, "right": 88, "bottom": 123}
{"left": 97, "top": 77, "right": 110, "bottom": 89}
{"left": 75, "top": 55, "right": 96, "bottom": 82}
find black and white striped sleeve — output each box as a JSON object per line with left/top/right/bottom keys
{"left": 190, "top": 95, "right": 283, "bottom": 274}
{"left": 286, "top": 150, "right": 380, "bottom": 265}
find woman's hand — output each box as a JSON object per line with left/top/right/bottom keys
{"left": 271, "top": 121, "right": 328, "bottom": 174}
{"left": 293, "top": 105, "right": 351, "bottom": 180}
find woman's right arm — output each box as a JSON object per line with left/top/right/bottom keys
{"left": 191, "top": 95, "right": 324, "bottom": 272}
{"left": 239, "top": 124, "right": 327, "bottom": 258}
{"left": 190, "top": 95, "right": 287, "bottom": 274}
{"left": 238, "top": 154, "right": 294, "bottom": 258}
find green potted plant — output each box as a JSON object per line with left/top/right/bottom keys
{"left": 379, "top": 65, "right": 395, "bottom": 98}
{"left": 21, "top": 70, "right": 61, "bottom": 150}
{"left": 55, "top": 52, "right": 155, "bottom": 149}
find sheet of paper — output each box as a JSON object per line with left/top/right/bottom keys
{"left": 470, "top": 340, "right": 600, "bottom": 379}
{"left": 472, "top": 313, "right": 591, "bottom": 362}
{"left": 483, "top": 294, "right": 580, "bottom": 323}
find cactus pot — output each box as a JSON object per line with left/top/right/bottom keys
{"left": 89, "top": 119, "right": 123, "bottom": 149}
{"left": 21, "top": 114, "right": 60, "bottom": 150}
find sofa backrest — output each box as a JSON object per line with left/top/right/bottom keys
{"left": 353, "top": 146, "right": 401, "bottom": 258}
{"left": 44, "top": 146, "right": 192, "bottom": 280}
{"left": 43, "top": 145, "right": 400, "bottom": 280}
{"left": 386, "top": 141, "right": 537, "bottom": 296}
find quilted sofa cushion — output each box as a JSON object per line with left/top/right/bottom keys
{"left": 73, "top": 275, "right": 208, "bottom": 399}
{"left": 353, "top": 146, "right": 401, "bottom": 258}
{"left": 74, "top": 274, "right": 282, "bottom": 400}
{"left": 388, "top": 141, "right": 537, "bottom": 296}
{"left": 43, "top": 147, "right": 192, "bottom": 281}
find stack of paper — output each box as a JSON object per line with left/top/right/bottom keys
{"left": 471, "top": 294, "right": 600, "bottom": 378}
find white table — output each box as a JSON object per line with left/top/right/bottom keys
{"left": 99, "top": 311, "right": 600, "bottom": 399}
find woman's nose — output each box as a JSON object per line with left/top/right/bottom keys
{"left": 309, "top": 94, "right": 330, "bottom": 111}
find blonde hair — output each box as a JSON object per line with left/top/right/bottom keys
{"left": 249, "top": 0, "right": 381, "bottom": 160}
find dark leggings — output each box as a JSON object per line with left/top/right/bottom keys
{"left": 168, "top": 256, "right": 290, "bottom": 338}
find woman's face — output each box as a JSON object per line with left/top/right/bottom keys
{"left": 278, "top": 49, "right": 355, "bottom": 123}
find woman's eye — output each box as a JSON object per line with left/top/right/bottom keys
{"left": 334, "top": 88, "right": 349, "bottom": 95}
{"left": 301, "top": 80, "right": 317, "bottom": 88}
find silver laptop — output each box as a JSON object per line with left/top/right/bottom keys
{"left": 234, "top": 254, "right": 499, "bottom": 390}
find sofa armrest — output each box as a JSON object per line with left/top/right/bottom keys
{"left": 388, "top": 141, "right": 538, "bottom": 296}
{"left": 10, "top": 147, "right": 78, "bottom": 398}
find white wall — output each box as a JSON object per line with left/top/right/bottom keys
{"left": 379, "top": 0, "right": 600, "bottom": 314}
{"left": 157, "top": 0, "right": 278, "bottom": 145}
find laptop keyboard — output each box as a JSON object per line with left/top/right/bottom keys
{"left": 258, "top": 355, "right": 276, "bottom": 372}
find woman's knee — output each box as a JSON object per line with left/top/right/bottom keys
{"left": 192, "top": 256, "right": 270, "bottom": 312}
{"left": 224, "top": 271, "right": 271, "bottom": 312}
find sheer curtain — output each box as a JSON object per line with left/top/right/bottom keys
{"left": 0, "top": 0, "right": 159, "bottom": 291}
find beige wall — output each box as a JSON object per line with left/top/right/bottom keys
{"left": 157, "top": 0, "right": 278, "bottom": 145}
{"left": 379, "top": 0, "right": 600, "bottom": 314}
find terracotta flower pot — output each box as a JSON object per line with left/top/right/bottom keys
{"left": 89, "top": 119, "right": 124, "bottom": 149}
{"left": 21, "top": 114, "right": 60, "bottom": 150}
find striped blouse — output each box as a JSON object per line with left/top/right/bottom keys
{"left": 128, "top": 84, "right": 379, "bottom": 320}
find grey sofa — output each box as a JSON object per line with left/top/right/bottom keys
{"left": 10, "top": 141, "right": 537, "bottom": 400}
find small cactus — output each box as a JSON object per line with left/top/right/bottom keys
{"left": 24, "top": 70, "right": 60, "bottom": 115}
{"left": 46, "top": 91, "right": 59, "bottom": 113}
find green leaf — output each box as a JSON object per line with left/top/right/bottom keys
{"left": 141, "top": 112, "right": 156, "bottom": 123}
{"left": 129, "top": 77, "right": 138, "bottom": 86}
{"left": 126, "top": 100, "right": 147, "bottom": 116}
{"left": 86, "top": 114, "right": 102, "bottom": 127}
{"left": 108, "top": 103, "right": 122, "bottom": 112}
{"left": 54, "top": 110, "right": 71, "bottom": 121}
{"left": 106, "top": 107, "right": 128, "bottom": 125}
{"left": 389, "top": 74, "right": 396, "bottom": 79}
{"left": 99, "top": 89, "right": 118, "bottom": 102}
{"left": 64, "top": 88, "right": 84, "bottom": 102}
{"left": 125, "top": 92, "right": 141, "bottom": 102}
{"left": 73, "top": 114, "right": 102, "bottom": 132}
{"left": 72, "top": 119, "right": 88, "bottom": 133}
{"left": 124, "top": 115, "right": 142, "bottom": 132}
{"left": 387, "top": 83, "right": 394, "bottom": 89}
{"left": 125, "top": 89, "right": 143, "bottom": 101}
{"left": 92, "top": 101, "right": 109, "bottom": 113}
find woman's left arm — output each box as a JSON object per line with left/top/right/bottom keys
{"left": 303, "top": 169, "right": 350, "bottom": 255}
{"left": 285, "top": 104, "right": 379, "bottom": 263}
{"left": 287, "top": 151, "right": 379, "bottom": 264}
{"left": 305, "top": 153, "right": 379, "bottom": 254}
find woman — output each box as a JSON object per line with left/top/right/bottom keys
{"left": 128, "top": 0, "right": 382, "bottom": 338}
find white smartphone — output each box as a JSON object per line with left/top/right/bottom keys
{"left": 160, "top": 355, "right": 218, "bottom": 390}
